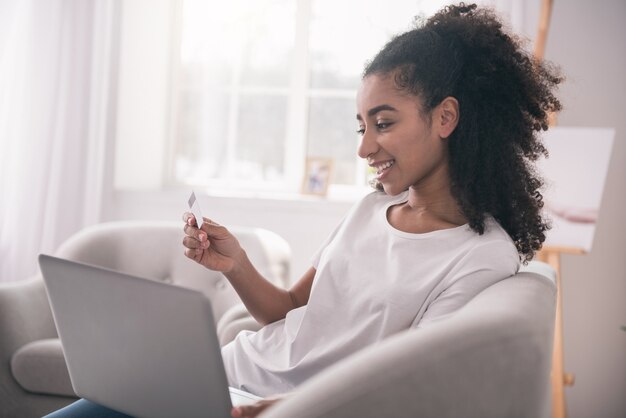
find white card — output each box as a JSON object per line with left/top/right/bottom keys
{"left": 187, "top": 191, "right": 204, "bottom": 229}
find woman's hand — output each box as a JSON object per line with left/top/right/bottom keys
{"left": 183, "top": 213, "right": 311, "bottom": 325}
{"left": 231, "top": 394, "right": 289, "bottom": 418}
{"left": 182, "top": 212, "right": 244, "bottom": 273}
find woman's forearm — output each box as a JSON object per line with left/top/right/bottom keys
{"left": 224, "top": 249, "right": 295, "bottom": 325}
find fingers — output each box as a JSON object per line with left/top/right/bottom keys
{"left": 184, "top": 247, "right": 202, "bottom": 262}
{"left": 182, "top": 211, "right": 208, "bottom": 228}
{"left": 231, "top": 402, "right": 269, "bottom": 418}
{"left": 183, "top": 223, "right": 208, "bottom": 241}
{"left": 183, "top": 216, "right": 228, "bottom": 244}
{"left": 183, "top": 212, "right": 220, "bottom": 232}
{"left": 182, "top": 213, "right": 209, "bottom": 257}
{"left": 182, "top": 225, "right": 208, "bottom": 258}
{"left": 182, "top": 235, "right": 209, "bottom": 251}
{"left": 183, "top": 212, "right": 203, "bottom": 230}
{"left": 231, "top": 396, "right": 284, "bottom": 418}
{"left": 182, "top": 213, "right": 225, "bottom": 262}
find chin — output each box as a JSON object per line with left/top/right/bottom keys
{"left": 380, "top": 183, "right": 408, "bottom": 197}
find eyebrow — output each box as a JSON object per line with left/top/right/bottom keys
{"left": 356, "top": 104, "right": 398, "bottom": 121}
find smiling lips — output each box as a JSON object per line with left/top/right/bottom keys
{"left": 370, "top": 159, "right": 395, "bottom": 176}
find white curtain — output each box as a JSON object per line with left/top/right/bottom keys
{"left": 0, "top": 0, "right": 118, "bottom": 281}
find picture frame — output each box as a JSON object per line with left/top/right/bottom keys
{"left": 301, "top": 158, "right": 333, "bottom": 196}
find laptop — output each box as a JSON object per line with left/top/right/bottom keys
{"left": 39, "top": 254, "right": 261, "bottom": 418}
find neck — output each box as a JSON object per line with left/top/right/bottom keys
{"left": 404, "top": 168, "right": 467, "bottom": 227}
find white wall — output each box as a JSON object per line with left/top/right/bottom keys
{"left": 102, "top": 189, "right": 352, "bottom": 281}
{"left": 101, "top": 1, "right": 626, "bottom": 416}
{"left": 104, "top": 0, "right": 357, "bottom": 279}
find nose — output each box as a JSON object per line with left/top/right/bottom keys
{"left": 357, "top": 128, "right": 378, "bottom": 160}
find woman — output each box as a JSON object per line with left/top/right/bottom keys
{"left": 46, "top": 3, "right": 562, "bottom": 418}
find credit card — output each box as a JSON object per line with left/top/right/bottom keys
{"left": 187, "top": 191, "right": 204, "bottom": 229}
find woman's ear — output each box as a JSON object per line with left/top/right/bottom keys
{"left": 435, "top": 97, "right": 459, "bottom": 139}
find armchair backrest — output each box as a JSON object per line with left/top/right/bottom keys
{"left": 54, "top": 221, "right": 291, "bottom": 323}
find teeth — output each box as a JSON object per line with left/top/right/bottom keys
{"left": 375, "top": 160, "right": 395, "bottom": 173}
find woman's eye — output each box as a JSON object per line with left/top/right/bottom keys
{"left": 356, "top": 122, "right": 392, "bottom": 135}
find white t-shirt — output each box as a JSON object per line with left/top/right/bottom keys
{"left": 221, "top": 191, "right": 520, "bottom": 396}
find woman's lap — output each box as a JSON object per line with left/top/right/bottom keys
{"left": 44, "top": 399, "right": 134, "bottom": 418}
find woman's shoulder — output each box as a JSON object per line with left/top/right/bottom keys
{"left": 468, "top": 216, "right": 521, "bottom": 270}
{"left": 483, "top": 216, "right": 514, "bottom": 241}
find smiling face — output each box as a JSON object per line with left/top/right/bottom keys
{"left": 356, "top": 73, "right": 454, "bottom": 197}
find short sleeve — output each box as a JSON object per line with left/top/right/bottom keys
{"left": 412, "top": 241, "right": 520, "bottom": 329}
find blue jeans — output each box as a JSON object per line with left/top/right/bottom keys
{"left": 44, "top": 399, "right": 133, "bottom": 418}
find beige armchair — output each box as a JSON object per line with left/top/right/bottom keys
{"left": 1, "top": 221, "right": 557, "bottom": 418}
{"left": 0, "top": 221, "right": 290, "bottom": 418}
{"left": 259, "top": 261, "right": 557, "bottom": 418}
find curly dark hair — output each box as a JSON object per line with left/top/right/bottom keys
{"left": 363, "top": 3, "right": 563, "bottom": 262}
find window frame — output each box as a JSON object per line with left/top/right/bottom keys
{"left": 165, "top": 0, "right": 371, "bottom": 199}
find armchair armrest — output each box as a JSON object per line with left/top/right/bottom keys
{"left": 0, "top": 275, "right": 62, "bottom": 413}
{"left": 0, "top": 276, "right": 58, "bottom": 360}
{"left": 217, "top": 303, "right": 261, "bottom": 346}
{"left": 261, "top": 272, "right": 555, "bottom": 418}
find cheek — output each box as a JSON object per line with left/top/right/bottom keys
{"left": 398, "top": 133, "right": 430, "bottom": 160}
{"left": 400, "top": 136, "right": 445, "bottom": 172}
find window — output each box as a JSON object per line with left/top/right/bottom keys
{"left": 169, "top": 0, "right": 450, "bottom": 196}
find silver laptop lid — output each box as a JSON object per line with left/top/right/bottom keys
{"left": 39, "top": 254, "right": 232, "bottom": 418}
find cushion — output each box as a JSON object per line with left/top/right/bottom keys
{"left": 11, "top": 339, "right": 76, "bottom": 397}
